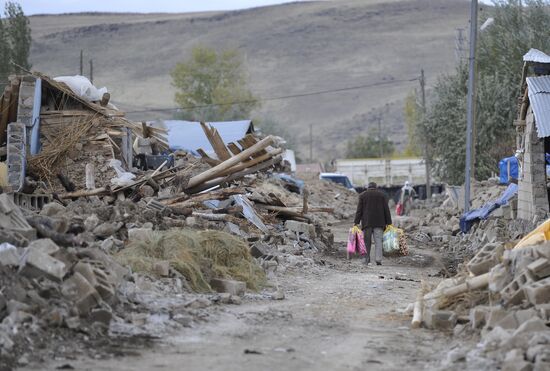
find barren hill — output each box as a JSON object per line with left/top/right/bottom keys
{"left": 29, "top": 0, "right": 470, "bottom": 161}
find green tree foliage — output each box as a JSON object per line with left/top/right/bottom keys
{"left": 345, "top": 135, "right": 394, "bottom": 159}
{"left": 404, "top": 91, "right": 422, "bottom": 156}
{"left": 171, "top": 46, "right": 259, "bottom": 121}
{"left": 0, "top": 2, "right": 31, "bottom": 86}
{"left": 424, "top": 0, "right": 550, "bottom": 184}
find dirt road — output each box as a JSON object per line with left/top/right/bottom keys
{"left": 28, "top": 222, "right": 456, "bottom": 371}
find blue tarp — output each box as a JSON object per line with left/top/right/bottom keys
{"left": 499, "top": 156, "right": 519, "bottom": 184}
{"left": 460, "top": 183, "right": 518, "bottom": 233}
{"left": 162, "top": 120, "right": 254, "bottom": 155}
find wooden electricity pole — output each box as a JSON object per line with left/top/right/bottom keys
{"left": 420, "top": 69, "right": 431, "bottom": 199}
{"left": 309, "top": 123, "right": 313, "bottom": 162}
{"left": 377, "top": 114, "right": 383, "bottom": 158}
{"left": 79, "top": 50, "right": 83, "bottom": 75}
{"left": 89, "top": 59, "right": 94, "bottom": 83}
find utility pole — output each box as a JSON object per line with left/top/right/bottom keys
{"left": 377, "top": 114, "right": 383, "bottom": 158}
{"left": 309, "top": 123, "right": 313, "bottom": 162}
{"left": 89, "top": 59, "right": 94, "bottom": 83}
{"left": 464, "top": 0, "right": 478, "bottom": 213}
{"left": 420, "top": 69, "right": 431, "bottom": 199}
{"left": 79, "top": 50, "right": 83, "bottom": 75}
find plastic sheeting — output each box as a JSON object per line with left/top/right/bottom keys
{"left": 459, "top": 183, "right": 518, "bottom": 233}
{"left": 54, "top": 75, "right": 108, "bottom": 102}
{"left": 498, "top": 156, "right": 519, "bottom": 184}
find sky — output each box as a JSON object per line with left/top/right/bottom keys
{"left": 0, "top": 0, "right": 309, "bottom": 15}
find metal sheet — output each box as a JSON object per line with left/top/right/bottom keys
{"left": 162, "top": 120, "right": 253, "bottom": 155}
{"left": 523, "top": 48, "right": 550, "bottom": 64}
{"left": 527, "top": 76, "right": 550, "bottom": 138}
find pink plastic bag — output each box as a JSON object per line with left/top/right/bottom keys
{"left": 347, "top": 226, "right": 366, "bottom": 255}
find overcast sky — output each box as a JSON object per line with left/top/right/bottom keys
{"left": 0, "top": 0, "right": 310, "bottom": 15}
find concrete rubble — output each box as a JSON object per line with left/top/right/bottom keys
{"left": 400, "top": 179, "right": 550, "bottom": 371}
{"left": 0, "top": 71, "right": 357, "bottom": 369}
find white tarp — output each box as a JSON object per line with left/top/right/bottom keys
{"left": 54, "top": 75, "right": 108, "bottom": 102}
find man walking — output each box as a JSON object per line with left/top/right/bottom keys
{"left": 354, "top": 182, "right": 392, "bottom": 265}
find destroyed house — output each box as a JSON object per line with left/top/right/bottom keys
{"left": 0, "top": 72, "right": 165, "bottom": 193}
{"left": 516, "top": 49, "right": 550, "bottom": 220}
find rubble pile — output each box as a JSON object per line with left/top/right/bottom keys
{"left": 0, "top": 71, "right": 355, "bottom": 368}
{"left": 399, "top": 179, "right": 531, "bottom": 274}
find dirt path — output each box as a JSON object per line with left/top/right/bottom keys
{"left": 28, "top": 222, "right": 454, "bottom": 371}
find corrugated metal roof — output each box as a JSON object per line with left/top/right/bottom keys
{"left": 527, "top": 76, "right": 550, "bottom": 138}
{"left": 162, "top": 120, "right": 253, "bottom": 154}
{"left": 524, "top": 48, "right": 550, "bottom": 64}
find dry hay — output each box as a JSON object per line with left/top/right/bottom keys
{"left": 116, "top": 229, "right": 265, "bottom": 292}
{"left": 27, "top": 116, "right": 98, "bottom": 184}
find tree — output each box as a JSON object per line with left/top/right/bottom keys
{"left": 171, "top": 45, "right": 259, "bottom": 121}
{"left": 424, "top": 0, "right": 550, "bottom": 184}
{"left": 5, "top": 1, "right": 31, "bottom": 72}
{"left": 403, "top": 91, "right": 422, "bottom": 156}
{"left": 345, "top": 135, "right": 394, "bottom": 159}
{"left": 0, "top": 1, "right": 31, "bottom": 86}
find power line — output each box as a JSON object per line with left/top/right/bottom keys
{"left": 121, "top": 77, "right": 418, "bottom": 114}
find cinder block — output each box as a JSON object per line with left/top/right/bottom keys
{"left": 423, "top": 309, "right": 457, "bottom": 330}
{"left": 523, "top": 276, "right": 550, "bottom": 305}
{"left": 501, "top": 271, "right": 535, "bottom": 306}
{"left": 28, "top": 238, "right": 59, "bottom": 256}
{"left": 528, "top": 258, "right": 550, "bottom": 279}
{"left": 210, "top": 278, "right": 246, "bottom": 296}
{"left": 21, "top": 248, "right": 67, "bottom": 281}
{"left": 467, "top": 243, "right": 504, "bottom": 276}
{"left": 285, "top": 220, "right": 316, "bottom": 238}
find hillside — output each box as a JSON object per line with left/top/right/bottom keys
{"left": 29, "top": 0, "right": 470, "bottom": 161}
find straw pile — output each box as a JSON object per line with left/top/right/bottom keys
{"left": 116, "top": 229, "right": 265, "bottom": 292}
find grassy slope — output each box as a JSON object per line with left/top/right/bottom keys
{"left": 29, "top": 0, "right": 470, "bottom": 160}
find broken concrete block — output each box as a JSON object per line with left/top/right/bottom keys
{"left": 185, "top": 216, "right": 197, "bottom": 227}
{"left": 489, "top": 264, "right": 512, "bottom": 293}
{"left": 536, "top": 303, "right": 550, "bottom": 321}
{"left": 28, "top": 238, "right": 59, "bottom": 256}
{"left": 271, "top": 289, "right": 285, "bottom": 300}
{"left": 523, "top": 276, "right": 550, "bottom": 305}
{"left": 0, "top": 193, "right": 36, "bottom": 240}
{"left": 528, "top": 258, "right": 550, "bottom": 279}
{"left": 467, "top": 243, "right": 504, "bottom": 276}
{"left": 62, "top": 272, "right": 101, "bottom": 316}
{"left": 513, "top": 317, "right": 548, "bottom": 338}
{"left": 423, "top": 309, "right": 457, "bottom": 330}
{"left": 501, "top": 271, "right": 534, "bottom": 306}
{"left": 93, "top": 222, "right": 123, "bottom": 238}
{"left": 485, "top": 306, "right": 509, "bottom": 330}
{"left": 39, "top": 202, "right": 66, "bottom": 217}
{"left": 90, "top": 308, "right": 112, "bottom": 327}
{"left": 153, "top": 261, "right": 170, "bottom": 277}
{"left": 127, "top": 228, "right": 153, "bottom": 242}
{"left": 496, "top": 312, "right": 520, "bottom": 330}
{"left": 285, "top": 220, "right": 316, "bottom": 238}
{"left": 0, "top": 243, "right": 20, "bottom": 266}
{"left": 250, "top": 242, "right": 269, "bottom": 259}
{"left": 470, "top": 306, "right": 490, "bottom": 329}
{"left": 84, "top": 214, "right": 100, "bottom": 232}
{"left": 502, "top": 360, "right": 533, "bottom": 371}
{"left": 20, "top": 248, "right": 67, "bottom": 281}
{"left": 210, "top": 278, "right": 246, "bottom": 296}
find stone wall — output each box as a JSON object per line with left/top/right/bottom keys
{"left": 518, "top": 107, "right": 549, "bottom": 221}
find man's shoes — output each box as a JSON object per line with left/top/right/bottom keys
{"left": 376, "top": 261, "right": 382, "bottom": 266}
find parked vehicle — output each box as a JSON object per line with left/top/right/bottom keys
{"left": 319, "top": 172, "right": 355, "bottom": 190}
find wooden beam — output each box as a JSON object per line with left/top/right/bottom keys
{"left": 200, "top": 122, "right": 231, "bottom": 161}
{"left": 186, "top": 135, "right": 275, "bottom": 189}
{"left": 227, "top": 142, "right": 242, "bottom": 156}
{"left": 218, "top": 147, "right": 283, "bottom": 177}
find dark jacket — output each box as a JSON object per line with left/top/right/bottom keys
{"left": 354, "top": 188, "right": 392, "bottom": 228}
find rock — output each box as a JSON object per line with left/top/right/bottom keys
{"left": 0, "top": 243, "right": 21, "bottom": 266}
{"left": 28, "top": 238, "right": 59, "bottom": 256}
{"left": 423, "top": 309, "right": 457, "bottom": 330}
{"left": 229, "top": 295, "right": 242, "bottom": 305}
{"left": 153, "top": 261, "right": 170, "bottom": 277}
{"left": 513, "top": 317, "right": 548, "bottom": 338}
{"left": 186, "top": 297, "right": 212, "bottom": 309}
{"left": 39, "top": 202, "right": 66, "bottom": 217}
{"left": 90, "top": 308, "right": 112, "bottom": 326}
{"left": 6, "top": 300, "right": 31, "bottom": 315}
{"left": 285, "top": 220, "right": 316, "bottom": 238}
{"left": 271, "top": 289, "right": 285, "bottom": 300}
{"left": 218, "top": 293, "right": 232, "bottom": 304}
{"left": 20, "top": 247, "right": 67, "bottom": 281}
{"left": 128, "top": 228, "right": 153, "bottom": 242}
{"left": 84, "top": 214, "right": 100, "bottom": 231}
{"left": 210, "top": 278, "right": 246, "bottom": 296}
{"left": 64, "top": 316, "right": 80, "bottom": 329}
{"left": 93, "top": 222, "right": 123, "bottom": 238}
{"left": 185, "top": 217, "right": 197, "bottom": 227}
{"left": 527, "top": 344, "right": 549, "bottom": 362}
